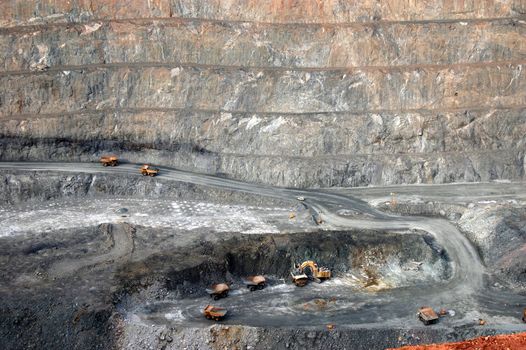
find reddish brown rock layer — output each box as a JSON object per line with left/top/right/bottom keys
{"left": 390, "top": 332, "right": 526, "bottom": 350}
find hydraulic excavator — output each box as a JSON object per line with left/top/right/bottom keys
{"left": 291, "top": 260, "right": 331, "bottom": 286}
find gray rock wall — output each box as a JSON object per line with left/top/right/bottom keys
{"left": 0, "top": 1, "right": 525, "bottom": 187}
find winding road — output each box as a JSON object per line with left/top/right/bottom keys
{"left": 1, "top": 161, "right": 524, "bottom": 328}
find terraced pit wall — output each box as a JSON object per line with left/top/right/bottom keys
{"left": 0, "top": 1, "right": 525, "bottom": 187}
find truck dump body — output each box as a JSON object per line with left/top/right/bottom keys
{"left": 206, "top": 283, "right": 230, "bottom": 300}
{"left": 243, "top": 275, "right": 266, "bottom": 291}
{"left": 140, "top": 164, "right": 159, "bottom": 176}
{"left": 204, "top": 305, "right": 227, "bottom": 321}
{"left": 291, "top": 272, "right": 309, "bottom": 287}
{"left": 418, "top": 307, "right": 439, "bottom": 325}
{"left": 99, "top": 156, "right": 118, "bottom": 166}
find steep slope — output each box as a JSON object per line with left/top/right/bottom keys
{"left": 0, "top": 0, "right": 525, "bottom": 187}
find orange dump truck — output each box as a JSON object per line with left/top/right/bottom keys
{"left": 100, "top": 155, "right": 118, "bottom": 166}
{"left": 204, "top": 305, "right": 227, "bottom": 321}
{"left": 206, "top": 283, "right": 230, "bottom": 300}
{"left": 418, "top": 307, "right": 439, "bottom": 325}
{"left": 242, "top": 275, "right": 266, "bottom": 291}
{"left": 140, "top": 164, "right": 159, "bottom": 177}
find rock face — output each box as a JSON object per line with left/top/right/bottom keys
{"left": 0, "top": 1, "right": 525, "bottom": 187}
{"left": 459, "top": 205, "right": 526, "bottom": 290}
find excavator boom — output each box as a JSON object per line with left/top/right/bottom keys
{"left": 291, "top": 260, "right": 331, "bottom": 286}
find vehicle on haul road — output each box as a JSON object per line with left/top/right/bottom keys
{"left": 140, "top": 164, "right": 159, "bottom": 176}
{"left": 100, "top": 155, "right": 118, "bottom": 167}
{"left": 203, "top": 305, "right": 227, "bottom": 321}
{"left": 418, "top": 306, "right": 439, "bottom": 325}
{"left": 206, "top": 283, "right": 230, "bottom": 300}
{"left": 242, "top": 275, "right": 266, "bottom": 291}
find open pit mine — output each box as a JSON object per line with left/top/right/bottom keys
{"left": 1, "top": 1, "right": 525, "bottom": 349}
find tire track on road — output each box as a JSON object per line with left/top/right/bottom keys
{"left": 47, "top": 222, "right": 134, "bottom": 279}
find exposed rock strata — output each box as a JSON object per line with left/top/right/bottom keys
{"left": 1, "top": 1, "right": 525, "bottom": 27}
{"left": 0, "top": 1, "right": 525, "bottom": 187}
